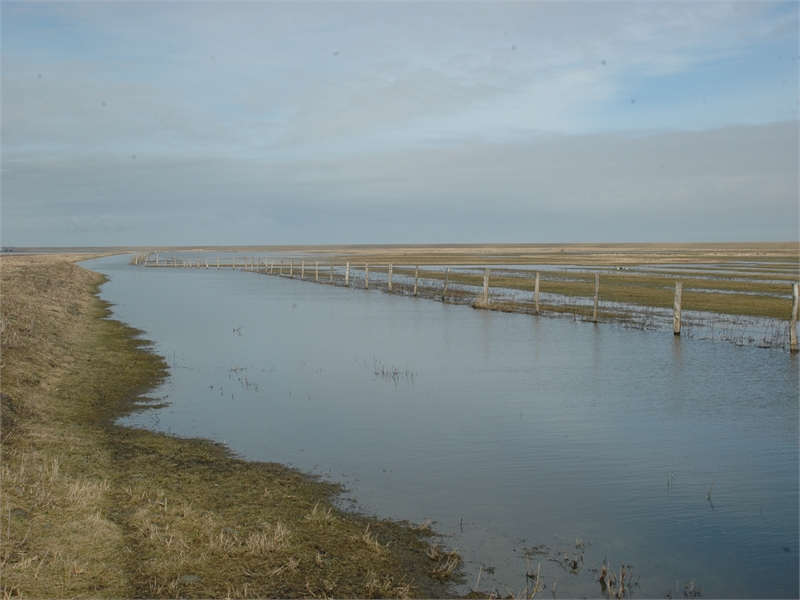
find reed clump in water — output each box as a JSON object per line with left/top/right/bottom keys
{"left": 0, "top": 254, "right": 461, "bottom": 598}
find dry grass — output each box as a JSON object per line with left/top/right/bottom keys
{"left": 1, "top": 255, "right": 133, "bottom": 598}
{"left": 0, "top": 254, "right": 461, "bottom": 598}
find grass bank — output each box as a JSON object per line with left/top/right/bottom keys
{"left": 0, "top": 255, "right": 460, "bottom": 598}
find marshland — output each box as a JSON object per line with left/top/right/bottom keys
{"left": 1, "top": 243, "right": 798, "bottom": 599}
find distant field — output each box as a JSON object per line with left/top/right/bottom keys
{"left": 8, "top": 241, "right": 799, "bottom": 265}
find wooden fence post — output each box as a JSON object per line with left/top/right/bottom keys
{"left": 442, "top": 268, "right": 450, "bottom": 301}
{"left": 414, "top": 265, "right": 419, "bottom": 296}
{"left": 279, "top": 259, "right": 284, "bottom": 276}
{"left": 592, "top": 273, "right": 600, "bottom": 323}
{"left": 534, "top": 272, "right": 540, "bottom": 314}
{"left": 345, "top": 262, "right": 350, "bottom": 286}
{"left": 388, "top": 264, "right": 393, "bottom": 292}
{"left": 330, "top": 264, "right": 333, "bottom": 283}
{"left": 790, "top": 283, "right": 799, "bottom": 352}
{"left": 483, "top": 268, "right": 490, "bottom": 305}
{"left": 205, "top": 259, "right": 209, "bottom": 269}
{"left": 315, "top": 261, "right": 319, "bottom": 282}
{"left": 365, "top": 263, "right": 369, "bottom": 289}
{"left": 301, "top": 260, "right": 305, "bottom": 279}
{"left": 290, "top": 259, "right": 294, "bottom": 278}
{"left": 673, "top": 282, "right": 683, "bottom": 336}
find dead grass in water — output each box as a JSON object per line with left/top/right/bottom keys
{"left": 1, "top": 254, "right": 460, "bottom": 598}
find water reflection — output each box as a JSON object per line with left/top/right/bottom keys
{"left": 86, "top": 255, "right": 798, "bottom": 599}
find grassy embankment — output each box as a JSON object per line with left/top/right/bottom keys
{"left": 0, "top": 255, "right": 460, "bottom": 599}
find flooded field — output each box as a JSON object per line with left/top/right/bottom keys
{"left": 88, "top": 253, "right": 798, "bottom": 598}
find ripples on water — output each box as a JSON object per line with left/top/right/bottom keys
{"left": 88, "top": 255, "right": 799, "bottom": 599}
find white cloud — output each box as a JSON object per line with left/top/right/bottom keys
{"left": 1, "top": 1, "right": 797, "bottom": 245}
{"left": 3, "top": 121, "right": 795, "bottom": 245}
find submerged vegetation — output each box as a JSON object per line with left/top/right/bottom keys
{"left": 0, "top": 254, "right": 461, "bottom": 598}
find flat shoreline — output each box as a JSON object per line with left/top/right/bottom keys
{"left": 0, "top": 254, "right": 461, "bottom": 598}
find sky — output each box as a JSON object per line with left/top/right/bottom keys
{"left": 2, "top": 1, "right": 798, "bottom": 247}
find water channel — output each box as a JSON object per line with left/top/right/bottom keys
{"left": 86, "top": 254, "right": 799, "bottom": 598}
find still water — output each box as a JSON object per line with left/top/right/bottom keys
{"left": 87, "top": 255, "right": 798, "bottom": 598}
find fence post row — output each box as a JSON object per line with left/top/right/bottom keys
{"left": 140, "top": 257, "right": 800, "bottom": 352}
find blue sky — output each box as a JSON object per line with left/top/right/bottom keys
{"left": 2, "top": 1, "right": 798, "bottom": 246}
